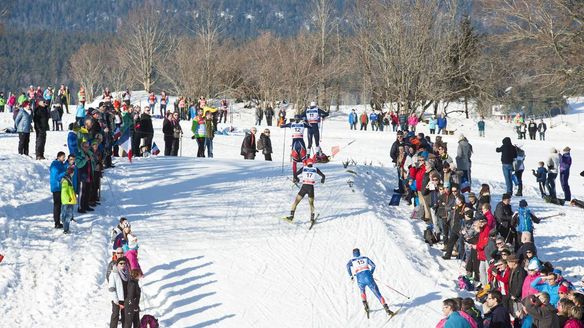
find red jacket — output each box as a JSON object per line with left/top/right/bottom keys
{"left": 409, "top": 164, "right": 426, "bottom": 192}
{"left": 494, "top": 268, "right": 510, "bottom": 295}
{"left": 476, "top": 226, "right": 491, "bottom": 261}
{"left": 483, "top": 210, "right": 496, "bottom": 231}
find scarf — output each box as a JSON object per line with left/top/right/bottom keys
{"left": 119, "top": 267, "right": 129, "bottom": 282}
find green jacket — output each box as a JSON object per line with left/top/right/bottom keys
{"left": 61, "top": 176, "right": 77, "bottom": 205}
{"left": 17, "top": 94, "right": 27, "bottom": 105}
{"left": 191, "top": 116, "right": 206, "bottom": 138}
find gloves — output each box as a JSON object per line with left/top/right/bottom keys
{"left": 293, "top": 177, "right": 299, "bottom": 183}
{"left": 321, "top": 177, "right": 325, "bottom": 184}
{"left": 350, "top": 276, "right": 354, "bottom": 281}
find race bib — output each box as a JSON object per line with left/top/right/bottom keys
{"left": 302, "top": 167, "right": 317, "bottom": 185}
{"left": 351, "top": 258, "right": 369, "bottom": 274}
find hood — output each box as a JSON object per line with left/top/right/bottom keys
{"left": 502, "top": 137, "right": 512, "bottom": 146}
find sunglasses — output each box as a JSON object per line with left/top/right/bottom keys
{"left": 116, "top": 252, "right": 123, "bottom": 255}
{"left": 118, "top": 262, "right": 126, "bottom": 265}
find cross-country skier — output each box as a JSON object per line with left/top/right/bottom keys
{"left": 281, "top": 115, "right": 311, "bottom": 176}
{"left": 283, "top": 157, "right": 325, "bottom": 224}
{"left": 301, "top": 101, "right": 329, "bottom": 156}
{"left": 347, "top": 248, "right": 395, "bottom": 317}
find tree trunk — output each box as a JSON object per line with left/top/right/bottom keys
{"left": 464, "top": 97, "right": 469, "bottom": 119}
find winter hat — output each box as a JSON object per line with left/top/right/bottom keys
{"left": 458, "top": 134, "right": 465, "bottom": 141}
{"left": 519, "top": 199, "right": 528, "bottom": 208}
{"left": 116, "top": 256, "right": 128, "bottom": 264}
{"left": 352, "top": 248, "right": 361, "bottom": 257}
{"left": 551, "top": 148, "right": 558, "bottom": 153}
{"left": 468, "top": 192, "right": 476, "bottom": 198}
{"left": 22, "top": 100, "right": 30, "bottom": 108}
{"left": 563, "top": 147, "right": 571, "bottom": 152}
{"left": 310, "top": 101, "right": 317, "bottom": 107}
{"left": 502, "top": 193, "right": 512, "bottom": 201}
{"left": 558, "top": 285, "right": 569, "bottom": 294}
{"left": 527, "top": 260, "right": 540, "bottom": 271}
{"left": 127, "top": 234, "right": 138, "bottom": 250}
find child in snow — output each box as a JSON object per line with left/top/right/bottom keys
{"left": 532, "top": 162, "right": 548, "bottom": 198}
{"left": 512, "top": 199, "right": 540, "bottom": 245}
{"left": 60, "top": 166, "right": 77, "bottom": 234}
{"left": 124, "top": 234, "right": 142, "bottom": 276}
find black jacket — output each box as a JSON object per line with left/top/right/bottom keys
{"left": 522, "top": 296, "right": 560, "bottom": 328}
{"left": 508, "top": 267, "right": 526, "bottom": 300}
{"left": 138, "top": 114, "right": 154, "bottom": 135}
{"left": 496, "top": 137, "right": 517, "bottom": 165}
{"left": 124, "top": 277, "right": 141, "bottom": 313}
{"left": 487, "top": 304, "right": 512, "bottom": 328}
{"left": 494, "top": 201, "right": 514, "bottom": 229}
{"left": 33, "top": 105, "right": 50, "bottom": 131}
{"left": 162, "top": 118, "right": 173, "bottom": 139}
{"left": 390, "top": 139, "right": 403, "bottom": 163}
{"left": 240, "top": 132, "right": 257, "bottom": 158}
{"left": 260, "top": 133, "right": 272, "bottom": 155}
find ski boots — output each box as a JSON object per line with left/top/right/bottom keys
{"left": 282, "top": 210, "right": 295, "bottom": 222}
{"left": 383, "top": 304, "right": 395, "bottom": 316}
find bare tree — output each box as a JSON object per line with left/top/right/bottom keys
{"left": 69, "top": 43, "right": 107, "bottom": 102}
{"left": 118, "top": 3, "right": 174, "bottom": 92}
{"left": 482, "top": 0, "right": 584, "bottom": 96}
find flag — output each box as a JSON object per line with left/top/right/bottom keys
{"left": 151, "top": 142, "right": 160, "bottom": 156}
{"left": 113, "top": 127, "right": 121, "bottom": 140}
{"left": 117, "top": 128, "right": 133, "bottom": 162}
{"left": 0, "top": 254, "right": 4, "bottom": 263}
{"left": 331, "top": 145, "right": 340, "bottom": 157}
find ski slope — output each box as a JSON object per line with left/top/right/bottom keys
{"left": 1, "top": 99, "right": 584, "bottom": 327}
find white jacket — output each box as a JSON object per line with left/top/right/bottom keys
{"left": 547, "top": 152, "right": 560, "bottom": 174}
{"left": 108, "top": 266, "right": 125, "bottom": 304}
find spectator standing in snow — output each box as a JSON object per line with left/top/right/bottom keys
{"left": 360, "top": 111, "right": 368, "bottom": 130}
{"left": 390, "top": 111, "right": 399, "bottom": 132}
{"left": 496, "top": 137, "right": 517, "bottom": 194}
{"left": 34, "top": 99, "right": 50, "bottom": 160}
{"left": 456, "top": 134, "right": 473, "bottom": 186}
{"left": 123, "top": 269, "right": 142, "bottom": 328}
{"left": 484, "top": 290, "right": 512, "bottom": 328}
{"left": 50, "top": 152, "right": 67, "bottom": 229}
{"left": 15, "top": 101, "right": 33, "bottom": 156}
{"left": 532, "top": 161, "right": 548, "bottom": 198}
{"left": 560, "top": 147, "right": 572, "bottom": 201}
{"left": 159, "top": 91, "right": 168, "bottom": 117}
{"left": 241, "top": 127, "right": 258, "bottom": 160}
{"left": 204, "top": 111, "right": 214, "bottom": 158}
{"left": 348, "top": 109, "right": 357, "bottom": 130}
{"left": 528, "top": 119, "right": 537, "bottom": 140}
{"left": 522, "top": 292, "right": 560, "bottom": 327}
{"left": 61, "top": 166, "right": 76, "bottom": 234}
{"left": 478, "top": 117, "right": 485, "bottom": 137}
{"left": 514, "top": 145, "right": 526, "bottom": 197}
{"left": 494, "top": 193, "right": 515, "bottom": 247}
{"left": 191, "top": 108, "right": 206, "bottom": 157}
{"left": 265, "top": 103, "right": 274, "bottom": 126}
{"left": 255, "top": 105, "right": 263, "bottom": 126}
{"left": 407, "top": 113, "right": 418, "bottom": 132}
{"left": 162, "top": 112, "right": 174, "bottom": 156}
{"left": 428, "top": 115, "right": 437, "bottom": 134}
{"left": 437, "top": 114, "right": 447, "bottom": 134}
{"left": 546, "top": 148, "right": 560, "bottom": 201}
{"left": 369, "top": 111, "right": 378, "bottom": 131}
{"left": 109, "top": 257, "right": 128, "bottom": 328}
{"left": 537, "top": 119, "right": 547, "bottom": 141}
{"left": 138, "top": 107, "right": 154, "bottom": 154}
{"left": 438, "top": 298, "right": 472, "bottom": 328}
{"left": 259, "top": 129, "right": 273, "bottom": 161}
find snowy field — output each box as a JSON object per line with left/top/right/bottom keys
{"left": 1, "top": 98, "right": 583, "bottom": 327}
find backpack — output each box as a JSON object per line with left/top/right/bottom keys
{"left": 257, "top": 137, "right": 264, "bottom": 150}
{"left": 423, "top": 226, "right": 437, "bottom": 245}
{"left": 457, "top": 275, "right": 475, "bottom": 291}
{"left": 140, "top": 314, "right": 159, "bottom": 328}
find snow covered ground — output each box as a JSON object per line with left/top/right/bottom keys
{"left": 0, "top": 98, "right": 583, "bottom": 327}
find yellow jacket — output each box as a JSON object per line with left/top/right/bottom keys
{"left": 61, "top": 176, "right": 77, "bottom": 205}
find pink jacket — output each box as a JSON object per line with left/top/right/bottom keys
{"left": 521, "top": 274, "right": 540, "bottom": 299}
{"left": 408, "top": 115, "right": 419, "bottom": 126}
{"left": 125, "top": 249, "right": 141, "bottom": 272}
{"left": 435, "top": 311, "right": 477, "bottom": 328}
{"left": 565, "top": 319, "right": 584, "bottom": 328}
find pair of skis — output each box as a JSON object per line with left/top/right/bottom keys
{"left": 281, "top": 213, "right": 319, "bottom": 230}
{"left": 362, "top": 300, "right": 400, "bottom": 321}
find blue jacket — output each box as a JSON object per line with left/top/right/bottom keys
{"left": 477, "top": 120, "right": 485, "bottom": 131}
{"left": 346, "top": 256, "right": 376, "bottom": 283}
{"left": 67, "top": 131, "right": 78, "bottom": 156}
{"left": 49, "top": 160, "right": 67, "bottom": 193}
{"left": 76, "top": 104, "right": 86, "bottom": 118}
{"left": 429, "top": 118, "right": 437, "bottom": 129}
{"left": 437, "top": 117, "right": 447, "bottom": 129}
{"left": 535, "top": 167, "right": 547, "bottom": 183}
{"left": 15, "top": 108, "right": 33, "bottom": 133}
{"left": 369, "top": 112, "right": 378, "bottom": 122}
{"left": 444, "top": 311, "right": 472, "bottom": 328}
{"left": 516, "top": 207, "right": 539, "bottom": 233}
{"left": 348, "top": 112, "right": 357, "bottom": 124}
{"left": 531, "top": 277, "right": 561, "bottom": 306}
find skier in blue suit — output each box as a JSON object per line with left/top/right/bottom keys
{"left": 346, "top": 248, "right": 394, "bottom": 316}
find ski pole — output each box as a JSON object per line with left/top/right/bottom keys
{"left": 374, "top": 278, "right": 411, "bottom": 299}
{"left": 539, "top": 213, "right": 565, "bottom": 220}
{"left": 281, "top": 127, "right": 287, "bottom": 174}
